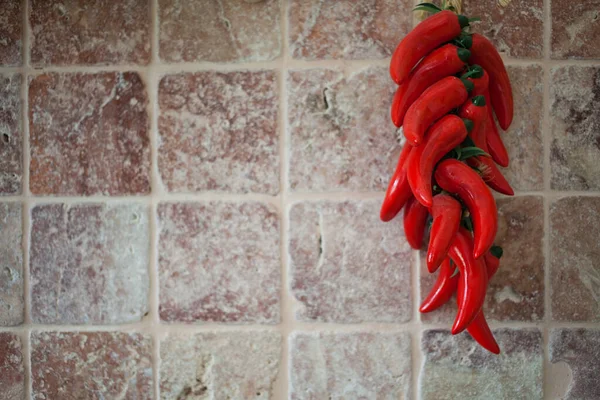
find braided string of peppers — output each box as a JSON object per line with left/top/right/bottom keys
{"left": 381, "top": 2, "right": 515, "bottom": 354}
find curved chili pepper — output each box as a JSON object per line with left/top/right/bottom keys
{"left": 483, "top": 90, "right": 510, "bottom": 167}
{"left": 419, "top": 258, "right": 458, "bottom": 313}
{"left": 449, "top": 227, "right": 488, "bottom": 334}
{"left": 427, "top": 194, "right": 462, "bottom": 273}
{"left": 458, "top": 95, "right": 488, "bottom": 147}
{"left": 390, "top": 10, "right": 469, "bottom": 85}
{"left": 469, "top": 33, "right": 514, "bottom": 130}
{"left": 466, "top": 67, "right": 489, "bottom": 97}
{"left": 460, "top": 297, "right": 500, "bottom": 354}
{"left": 391, "top": 44, "right": 471, "bottom": 127}
{"left": 435, "top": 159, "right": 498, "bottom": 259}
{"left": 484, "top": 246, "right": 503, "bottom": 277}
{"left": 404, "top": 196, "right": 429, "bottom": 249}
{"left": 380, "top": 143, "right": 413, "bottom": 222}
{"left": 404, "top": 77, "right": 473, "bottom": 146}
{"left": 406, "top": 115, "right": 471, "bottom": 207}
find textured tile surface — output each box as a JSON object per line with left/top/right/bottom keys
{"left": 31, "top": 331, "right": 153, "bottom": 399}
{"left": 0, "top": 0, "right": 22, "bottom": 66}
{"left": 551, "top": 0, "right": 600, "bottom": 59}
{"left": 287, "top": 68, "right": 399, "bottom": 191}
{"left": 0, "top": 333, "right": 24, "bottom": 400}
{"left": 30, "top": 0, "right": 150, "bottom": 66}
{"left": 289, "top": 201, "right": 412, "bottom": 323}
{"left": 550, "top": 329, "right": 600, "bottom": 400}
{"left": 30, "top": 203, "right": 150, "bottom": 324}
{"left": 0, "top": 202, "right": 23, "bottom": 326}
{"left": 551, "top": 197, "right": 600, "bottom": 321}
{"left": 159, "top": 0, "right": 281, "bottom": 63}
{"left": 290, "top": 332, "right": 412, "bottom": 399}
{"left": 288, "top": 0, "right": 413, "bottom": 60}
{"left": 160, "top": 332, "right": 281, "bottom": 399}
{"left": 0, "top": 73, "right": 22, "bottom": 195}
{"left": 29, "top": 72, "right": 151, "bottom": 195}
{"left": 550, "top": 66, "right": 600, "bottom": 190}
{"left": 421, "top": 329, "right": 543, "bottom": 400}
{"left": 158, "top": 71, "right": 279, "bottom": 194}
{"left": 158, "top": 202, "right": 280, "bottom": 324}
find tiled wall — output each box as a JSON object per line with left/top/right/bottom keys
{"left": 0, "top": 0, "right": 599, "bottom": 399}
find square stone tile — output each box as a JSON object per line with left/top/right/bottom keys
{"left": 31, "top": 331, "right": 153, "bottom": 399}
{"left": 289, "top": 332, "right": 411, "bottom": 399}
{"left": 420, "top": 329, "right": 543, "bottom": 400}
{"left": 551, "top": 197, "right": 600, "bottom": 321}
{"left": 0, "top": 0, "right": 22, "bottom": 66}
{"left": 0, "top": 73, "right": 22, "bottom": 195}
{"left": 158, "top": 202, "right": 280, "bottom": 324}
{"left": 29, "top": 72, "right": 151, "bottom": 196}
{"left": 550, "top": 329, "right": 600, "bottom": 400}
{"left": 0, "top": 202, "right": 23, "bottom": 326}
{"left": 288, "top": 0, "right": 413, "bottom": 60}
{"left": 30, "top": 0, "right": 150, "bottom": 66}
{"left": 160, "top": 331, "right": 281, "bottom": 399}
{"left": 0, "top": 333, "right": 24, "bottom": 400}
{"left": 158, "top": 71, "right": 279, "bottom": 195}
{"left": 30, "top": 203, "right": 150, "bottom": 324}
{"left": 158, "top": 0, "right": 281, "bottom": 63}
{"left": 550, "top": 66, "right": 600, "bottom": 190}
{"left": 287, "top": 68, "right": 399, "bottom": 192}
{"left": 463, "top": 0, "right": 544, "bottom": 58}
{"left": 289, "top": 201, "right": 412, "bottom": 323}
{"left": 551, "top": 0, "right": 600, "bottom": 59}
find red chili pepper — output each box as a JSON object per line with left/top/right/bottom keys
{"left": 434, "top": 159, "right": 498, "bottom": 259}
{"left": 419, "top": 258, "right": 458, "bottom": 313}
{"left": 467, "top": 67, "right": 490, "bottom": 97}
{"left": 469, "top": 33, "right": 514, "bottom": 130}
{"left": 391, "top": 44, "right": 471, "bottom": 127}
{"left": 390, "top": 10, "right": 470, "bottom": 85}
{"left": 449, "top": 227, "right": 488, "bottom": 334}
{"left": 426, "top": 194, "right": 462, "bottom": 273}
{"left": 380, "top": 143, "right": 413, "bottom": 222}
{"left": 407, "top": 115, "right": 471, "bottom": 208}
{"left": 404, "top": 77, "right": 474, "bottom": 146}
{"left": 484, "top": 246, "right": 503, "bottom": 277}
{"left": 458, "top": 95, "right": 488, "bottom": 147}
{"left": 404, "top": 196, "right": 429, "bottom": 249}
{"left": 484, "top": 90, "right": 510, "bottom": 167}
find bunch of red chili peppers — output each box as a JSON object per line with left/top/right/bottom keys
{"left": 381, "top": 2, "right": 515, "bottom": 354}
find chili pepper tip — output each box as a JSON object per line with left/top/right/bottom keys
{"left": 457, "top": 48, "right": 471, "bottom": 63}
{"left": 472, "top": 95, "right": 486, "bottom": 106}
{"left": 462, "top": 118, "right": 474, "bottom": 133}
{"left": 458, "top": 14, "right": 470, "bottom": 28}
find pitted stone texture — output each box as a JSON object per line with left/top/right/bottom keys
{"left": 551, "top": 197, "right": 600, "bottom": 321}
{"left": 158, "top": 202, "right": 280, "bottom": 324}
{"left": 289, "top": 332, "right": 412, "bottom": 399}
{"left": 290, "top": 201, "right": 412, "bottom": 323}
{"left": 31, "top": 331, "right": 152, "bottom": 399}
{"left": 29, "top": 72, "right": 150, "bottom": 196}
{"left": 502, "top": 66, "right": 544, "bottom": 191}
{"left": 288, "top": 68, "right": 399, "bottom": 192}
{"left": 0, "top": 0, "right": 22, "bottom": 66}
{"left": 158, "top": 0, "right": 281, "bottom": 63}
{"left": 0, "top": 73, "right": 22, "bottom": 195}
{"left": 288, "top": 0, "right": 413, "bottom": 60}
{"left": 0, "top": 202, "right": 23, "bottom": 326}
{"left": 550, "top": 66, "right": 600, "bottom": 190}
{"left": 550, "top": 329, "right": 600, "bottom": 399}
{"left": 160, "top": 332, "right": 281, "bottom": 399}
{"left": 421, "top": 329, "right": 543, "bottom": 400}
{"left": 30, "top": 203, "right": 150, "bottom": 324}
{"left": 463, "top": 0, "right": 543, "bottom": 58}
{"left": 30, "top": 0, "right": 150, "bottom": 66}
{"left": 551, "top": 0, "right": 600, "bottom": 59}
{"left": 158, "top": 71, "right": 279, "bottom": 194}
{"left": 0, "top": 333, "right": 24, "bottom": 400}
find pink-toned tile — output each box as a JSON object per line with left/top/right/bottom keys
{"left": 29, "top": 72, "right": 151, "bottom": 196}
{"left": 160, "top": 332, "right": 281, "bottom": 399}
{"left": 0, "top": 73, "right": 22, "bottom": 195}
{"left": 551, "top": 0, "right": 600, "bottom": 59}
{"left": 287, "top": 67, "right": 399, "bottom": 192}
{"left": 159, "top": 0, "right": 281, "bottom": 63}
{"left": 290, "top": 201, "right": 412, "bottom": 323}
{"left": 0, "top": 0, "right": 22, "bottom": 66}
{"left": 0, "top": 202, "right": 23, "bottom": 326}
{"left": 30, "top": 0, "right": 150, "bottom": 66}
{"left": 158, "top": 71, "right": 279, "bottom": 194}
{"left": 30, "top": 203, "right": 150, "bottom": 324}
{"left": 158, "top": 202, "right": 280, "bottom": 324}
{"left": 31, "top": 331, "right": 153, "bottom": 399}
{"left": 0, "top": 333, "right": 24, "bottom": 400}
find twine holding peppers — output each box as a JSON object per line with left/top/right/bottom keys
{"left": 380, "top": 2, "right": 515, "bottom": 354}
